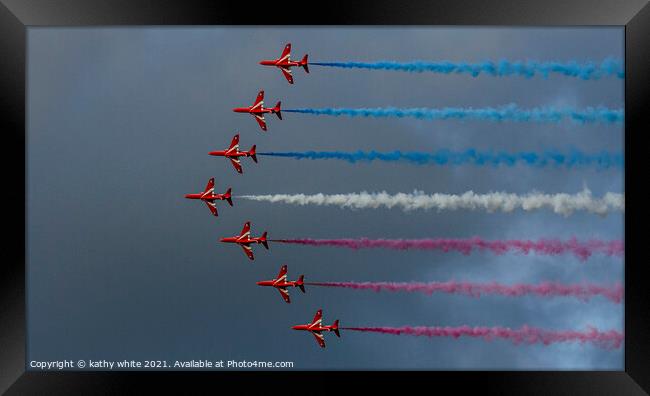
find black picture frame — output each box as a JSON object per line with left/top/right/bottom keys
{"left": 1, "top": 0, "right": 648, "bottom": 394}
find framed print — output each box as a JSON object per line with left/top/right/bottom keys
{"left": 1, "top": 0, "right": 648, "bottom": 394}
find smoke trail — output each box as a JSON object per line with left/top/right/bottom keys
{"left": 238, "top": 188, "right": 624, "bottom": 217}
{"left": 306, "top": 281, "right": 623, "bottom": 303}
{"left": 341, "top": 325, "right": 623, "bottom": 349}
{"left": 271, "top": 238, "right": 624, "bottom": 261}
{"left": 311, "top": 58, "right": 625, "bottom": 80}
{"left": 284, "top": 104, "right": 624, "bottom": 124}
{"left": 259, "top": 149, "right": 624, "bottom": 169}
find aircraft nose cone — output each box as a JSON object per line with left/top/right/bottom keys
{"left": 291, "top": 326, "right": 300, "bottom": 330}
{"left": 255, "top": 282, "right": 262, "bottom": 285}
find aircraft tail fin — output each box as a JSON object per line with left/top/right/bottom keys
{"left": 332, "top": 320, "right": 340, "bottom": 337}
{"left": 301, "top": 54, "right": 309, "bottom": 73}
{"left": 249, "top": 145, "right": 258, "bottom": 163}
{"left": 261, "top": 232, "right": 269, "bottom": 249}
{"left": 297, "top": 275, "right": 305, "bottom": 293}
{"left": 274, "top": 101, "right": 282, "bottom": 120}
{"left": 224, "top": 188, "right": 233, "bottom": 206}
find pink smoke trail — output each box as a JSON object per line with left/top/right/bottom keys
{"left": 271, "top": 237, "right": 624, "bottom": 261}
{"left": 341, "top": 325, "right": 623, "bottom": 349}
{"left": 306, "top": 281, "right": 623, "bottom": 303}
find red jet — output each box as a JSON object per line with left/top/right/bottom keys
{"left": 209, "top": 134, "right": 257, "bottom": 174}
{"left": 292, "top": 309, "right": 340, "bottom": 348}
{"left": 259, "top": 43, "right": 309, "bottom": 84}
{"left": 232, "top": 90, "right": 282, "bottom": 131}
{"left": 184, "top": 177, "right": 233, "bottom": 216}
{"left": 256, "top": 265, "right": 305, "bottom": 303}
{"left": 220, "top": 221, "right": 268, "bottom": 260}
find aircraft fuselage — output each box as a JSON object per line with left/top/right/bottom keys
{"left": 232, "top": 106, "right": 274, "bottom": 115}
{"left": 292, "top": 324, "right": 336, "bottom": 332}
{"left": 259, "top": 59, "right": 302, "bottom": 68}
{"left": 208, "top": 150, "right": 251, "bottom": 158}
{"left": 184, "top": 193, "right": 226, "bottom": 201}
{"left": 256, "top": 280, "right": 299, "bottom": 288}
{"left": 220, "top": 236, "right": 262, "bottom": 245}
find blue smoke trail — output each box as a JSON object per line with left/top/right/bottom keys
{"left": 311, "top": 58, "right": 624, "bottom": 80}
{"left": 284, "top": 104, "right": 624, "bottom": 124}
{"left": 259, "top": 149, "right": 623, "bottom": 169}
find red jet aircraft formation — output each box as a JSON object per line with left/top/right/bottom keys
{"left": 185, "top": 43, "right": 340, "bottom": 348}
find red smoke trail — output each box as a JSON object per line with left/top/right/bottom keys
{"left": 271, "top": 237, "right": 624, "bottom": 261}
{"left": 341, "top": 325, "right": 623, "bottom": 349}
{"left": 305, "top": 281, "right": 623, "bottom": 303}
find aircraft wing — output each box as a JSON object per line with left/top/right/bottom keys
{"left": 254, "top": 114, "right": 267, "bottom": 131}
{"left": 277, "top": 287, "right": 291, "bottom": 303}
{"left": 252, "top": 90, "right": 264, "bottom": 109}
{"left": 240, "top": 221, "right": 251, "bottom": 237}
{"left": 280, "top": 43, "right": 291, "bottom": 61}
{"left": 228, "top": 134, "right": 240, "bottom": 151}
{"left": 204, "top": 201, "right": 218, "bottom": 216}
{"left": 280, "top": 67, "right": 294, "bottom": 84}
{"left": 229, "top": 158, "right": 243, "bottom": 174}
{"left": 311, "top": 309, "right": 323, "bottom": 326}
{"left": 312, "top": 331, "right": 326, "bottom": 348}
{"left": 204, "top": 177, "right": 215, "bottom": 194}
{"left": 241, "top": 244, "right": 255, "bottom": 260}
{"left": 276, "top": 264, "right": 288, "bottom": 280}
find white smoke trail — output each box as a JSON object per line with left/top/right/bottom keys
{"left": 239, "top": 188, "right": 624, "bottom": 216}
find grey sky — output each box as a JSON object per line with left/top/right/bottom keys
{"left": 27, "top": 27, "right": 623, "bottom": 370}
